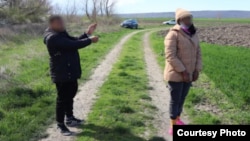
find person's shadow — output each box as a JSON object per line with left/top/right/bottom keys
{"left": 76, "top": 123, "right": 167, "bottom": 141}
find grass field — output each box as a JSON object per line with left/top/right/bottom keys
{"left": 137, "top": 18, "right": 250, "bottom": 28}
{"left": 0, "top": 29, "right": 133, "bottom": 141}
{"left": 150, "top": 32, "right": 250, "bottom": 124}
{"left": 1, "top": 18, "right": 250, "bottom": 140}
{"left": 77, "top": 32, "right": 162, "bottom": 141}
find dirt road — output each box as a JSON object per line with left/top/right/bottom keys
{"left": 143, "top": 32, "right": 188, "bottom": 141}
{"left": 39, "top": 31, "right": 141, "bottom": 141}
{"left": 39, "top": 30, "right": 188, "bottom": 141}
{"left": 143, "top": 32, "right": 172, "bottom": 141}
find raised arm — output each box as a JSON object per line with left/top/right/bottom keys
{"left": 69, "top": 23, "right": 97, "bottom": 40}
{"left": 47, "top": 35, "right": 92, "bottom": 52}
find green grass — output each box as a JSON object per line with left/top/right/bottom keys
{"left": 192, "top": 43, "right": 250, "bottom": 124}
{"left": 149, "top": 32, "right": 250, "bottom": 124}
{"left": 0, "top": 29, "right": 132, "bottom": 141}
{"left": 138, "top": 18, "right": 250, "bottom": 28}
{"left": 77, "top": 32, "right": 164, "bottom": 141}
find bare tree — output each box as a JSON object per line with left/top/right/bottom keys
{"left": 104, "top": 0, "right": 116, "bottom": 17}
{"left": 91, "top": 0, "right": 100, "bottom": 22}
{"left": 0, "top": 0, "right": 8, "bottom": 8}
{"left": 81, "top": 0, "right": 116, "bottom": 21}
{"left": 0, "top": 0, "right": 51, "bottom": 23}
{"left": 99, "top": 0, "right": 104, "bottom": 16}
{"left": 82, "top": 0, "right": 91, "bottom": 20}
{"left": 51, "top": 3, "right": 63, "bottom": 15}
{"left": 65, "top": 0, "right": 78, "bottom": 21}
{"left": 82, "top": 0, "right": 100, "bottom": 22}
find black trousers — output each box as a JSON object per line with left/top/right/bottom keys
{"left": 55, "top": 80, "right": 78, "bottom": 123}
{"left": 168, "top": 81, "right": 191, "bottom": 120}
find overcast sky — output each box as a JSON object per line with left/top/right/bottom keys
{"left": 51, "top": 0, "right": 250, "bottom": 14}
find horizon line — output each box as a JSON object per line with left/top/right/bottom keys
{"left": 117, "top": 10, "right": 250, "bottom": 15}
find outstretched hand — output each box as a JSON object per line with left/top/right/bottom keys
{"left": 87, "top": 23, "right": 97, "bottom": 35}
{"left": 90, "top": 36, "right": 99, "bottom": 43}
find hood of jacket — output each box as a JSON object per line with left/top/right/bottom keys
{"left": 43, "top": 28, "right": 68, "bottom": 44}
{"left": 43, "top": 28, "right": 57, "bottom": 45}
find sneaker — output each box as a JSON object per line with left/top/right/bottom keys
{"left": 176, "top": 119, "right": 185, "bottom": 125}
{"left": 66, "top": 116, "right": 84, "bottom": 127}
{"left": 57, "top": 123, "right": 72, "bottom": 136}
{"left": 168, "top": 127, "right": 173, "bottom": 135}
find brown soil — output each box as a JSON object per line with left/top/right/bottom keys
{"left": 159, "top": 24, "right": 250, "bottom": 47}
{"left": 197, "top": 25, "right": 250, "bottom": 47}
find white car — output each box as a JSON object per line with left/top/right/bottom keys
{"left": 163, "top": 19, "right": 176, "bottom": 25}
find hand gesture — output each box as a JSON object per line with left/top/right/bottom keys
{"left": 90, "top": 36, "right": 99, "bottom": 43}
{"left": 87, "top": 23, "right": 97, "bottom": 35}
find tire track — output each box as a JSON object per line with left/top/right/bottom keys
{"left": 39, "top": 31, "right": 141, "bottom": 141}
{"left": 143, "top": 31, "right": 188, "bottom": 141}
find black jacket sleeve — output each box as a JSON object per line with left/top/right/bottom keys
{"left": 68, "top": 33, "right": 89, "bottom": 40}
{"left": 79, "top": 33, "right": 89, "bottom": 39}
{"left": 47, "top": 35, "right": 92, "bottom": 52}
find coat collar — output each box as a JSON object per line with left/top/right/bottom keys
{"left": 171, "top": 25, "right": 198, "bottom": 47}
{"left": 171, "top": 24, "right": 193, "bottom": 39}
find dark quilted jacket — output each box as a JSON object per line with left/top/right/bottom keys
{"left": 44, "top": 28, "right": 92, "bottom": 83}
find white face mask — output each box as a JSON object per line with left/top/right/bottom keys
{"left": 180, "top": 22, "right": 191, "bottom": 29}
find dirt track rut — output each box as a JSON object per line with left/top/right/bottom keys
{"left": 143, "top": 31, "right": 188, "bottom": 141}
{"left": 143, "top": 32, "right": 172, "bottom": 141}
{"left": 39, "top": 31, "right": 140, "bottom": 141}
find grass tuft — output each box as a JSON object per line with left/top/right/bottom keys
{"left": 0, "top": 109, "right": 5, "bottom": 120}
{"left": 140, "top": 94, "right": 152, "bottom": 101}
{"left": 113, "top": 126, "right": 130, "bottom": 134}
{"left": 191, "top": 111, "right": 221, "bottom": 124}
{"left": 118, "top": 105, "right": 135, "bottom": 113}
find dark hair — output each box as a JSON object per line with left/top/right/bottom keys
{"left": 48, "top": 15, "right": 63, "bottom": 24}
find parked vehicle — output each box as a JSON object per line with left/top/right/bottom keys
{"left": 163, "top": 19, "right": 176, "bottom": 25}
{"left": 0, "top": 20, "right": 7, "bottom": 26}
{"left": 121, "top": 19, "right": 138, "bottom": 29}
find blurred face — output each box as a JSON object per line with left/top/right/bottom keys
{"left": 180, "top": 16, "right": 193, "bottom": 26}
{"left": 50, "top": 18, "right": 65, "bottom": 32}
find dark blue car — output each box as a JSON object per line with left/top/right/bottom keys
{"left": 121, "top": 19, "right": 139, "bottom": 29}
